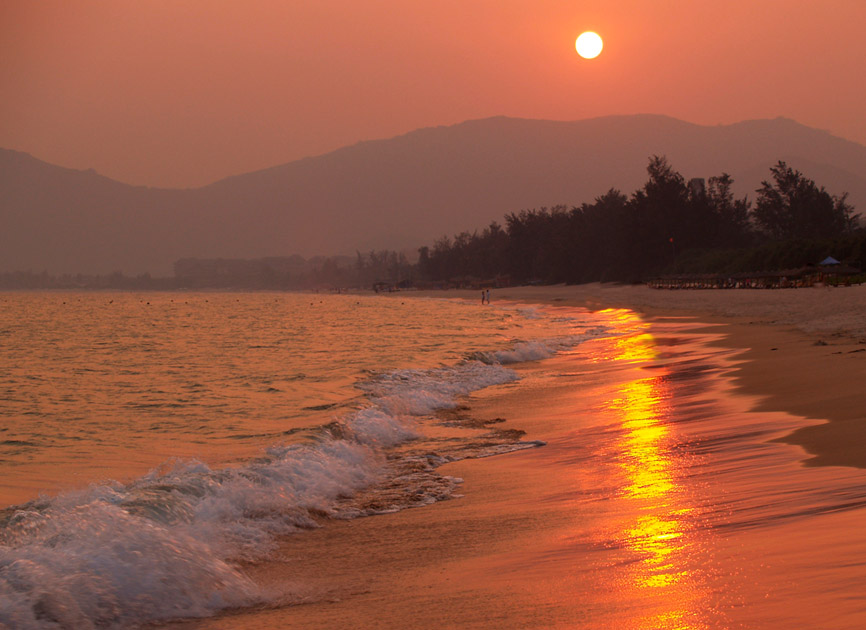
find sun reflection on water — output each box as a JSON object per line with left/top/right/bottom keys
{"left": 606, "top": 319, "right": 709, "bottom": 629}
{"left": 614, "top": 378, "right": 673, "bottom": 500}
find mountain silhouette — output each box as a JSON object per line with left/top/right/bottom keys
{"left": 3, "top": 114, "right": 866, "bottom": 275}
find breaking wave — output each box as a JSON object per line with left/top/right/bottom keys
{"left": 0, "top": 325, "right": 605, "bottom": 629}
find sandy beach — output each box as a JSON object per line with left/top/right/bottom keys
{"left": 166, "top": 282, "right": 866, "bottom": 629}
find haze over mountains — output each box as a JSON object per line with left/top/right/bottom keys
{"left": 4, "top": 114, "right": 866, "bottom": 276}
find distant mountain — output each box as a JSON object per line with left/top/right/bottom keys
{"left": 4, "top": 115, "right": 866, "bottom": 275}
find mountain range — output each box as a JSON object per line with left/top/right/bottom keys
{"left": 3, "top": 114, "right": 866, "bottom": 275}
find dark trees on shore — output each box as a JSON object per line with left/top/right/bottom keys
{"left": 754, "top": 161, "right": 857, "bottom": 241}
{"left": 419, "top": 157, "right": 861, "bottom": 285}
{"left": 706, "top": 173, "right": 752, "bottom": 248}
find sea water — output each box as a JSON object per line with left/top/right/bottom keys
{"left": 4, "top": 293, "right": 866, "bottom": 629}
{"left": 0, "top": 292, "right": 605, "bottom": 628}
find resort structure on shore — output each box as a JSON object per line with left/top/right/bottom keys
{"left": 648, "top": 260, "right": 863, "bottom": 290}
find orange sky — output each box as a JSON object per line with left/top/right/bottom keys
{"left": 2, "top": 0, "right": 865, "bottom": 188}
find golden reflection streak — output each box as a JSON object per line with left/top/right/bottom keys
{"left": 591, "top": 309, "right": 659, "bottom": 365}
{"left": 606, "top": 321, "right": 708, "bottom": 629}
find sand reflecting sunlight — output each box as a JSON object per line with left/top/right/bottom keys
{"left": 608, "top": 324, "right": 707, "bottom": 628}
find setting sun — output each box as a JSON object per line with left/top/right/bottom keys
{"left": 576, "top": 31, "right": 603, "bottom": 59}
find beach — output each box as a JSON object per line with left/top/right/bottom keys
{"left": 166, "top": 282, "right": 866, "bottom": 629}
{"left": 413, "top": 282, "right": 866, "bottom": 470}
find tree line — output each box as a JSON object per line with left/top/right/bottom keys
{"left": 416, "top": 157, "right": 861, "bottom": 285}
{"left": 3, "top": 157, "right": 861, "bottom": 290}
{"left": 0, "top": 252, "right": 412, "bottom": 290}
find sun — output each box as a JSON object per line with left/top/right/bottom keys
{"left": 576, "top": 31, "right": 603, "bottom": 59}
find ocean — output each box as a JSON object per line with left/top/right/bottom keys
{"left": 3, "top": 292, "right": 866, "bottom": 629}
{"left": 0, "top": 292, "right": 605, "bottom": 628}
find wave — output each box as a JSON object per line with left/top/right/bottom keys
{"left": 469, "top": 327, "right": 609, "bottom": 365}
{"left": 0, "top": 328, "right": 602, "bottom": 629}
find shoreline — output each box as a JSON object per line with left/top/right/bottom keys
{"left": 393, "top": 283, "right": 866, "bottom": 469}
{"left": 169, "top": 289, "right": 866, "bottom": 629}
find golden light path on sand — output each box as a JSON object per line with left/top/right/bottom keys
{"left": 606, "top": 311, "right": 707, "bottom": 629}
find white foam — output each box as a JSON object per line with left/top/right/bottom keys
{"left": 0, "top": 501, "right": 261, "bottom": 629}
{"left": 0, "top": 436, "right": 388, "bottom": 627}
{"left": 343, "top": 407, "right": 421, "bottom": 447}
{"left": 360, "top": 361, "right": 519, "bottom": 416}
{"left": 475, "top": 328, "right": 610, "bottom": 365}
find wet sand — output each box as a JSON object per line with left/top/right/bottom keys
{"left": 168, "top": 284, "right": 866, "bottom": 629}
{"left": 407, "top": 283, "right": 866, "bottom": 469}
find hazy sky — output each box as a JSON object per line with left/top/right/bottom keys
{"left": 3, "top": 0, "right": 865, "bottom": 188}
